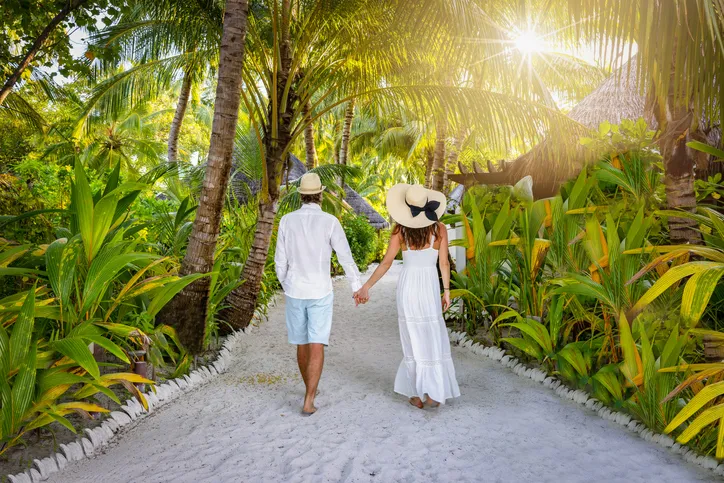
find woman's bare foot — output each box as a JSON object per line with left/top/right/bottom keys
{"left": 409, "top": 397, "right": 424, "bottom": 409}
{"left": 425, "top": 398, "right": 440, "bottom": 408}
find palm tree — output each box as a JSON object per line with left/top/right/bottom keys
{"left": 565, "top": 0, "right": 724, "bottom": 244}
{"left": 163, "top": 0, "right": 250, "bottom": 352}
{"left": 429, "top": 118, "right": 447, "bottom": 191}
{"left": 218, "top": 0, "right": 590, "bottom": 330}
{"left": 338, "top": 98, "right": 356, "bottom": 184}
{"left": 78, "top": 0, "right": 223, "bottom": 162}
{"left": 302, "top": 101, "right": 318, "bottom": 169}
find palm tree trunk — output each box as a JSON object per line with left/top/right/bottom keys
{"left": 0, "top": 0, "right": 90, "bottom": 106}
{"left": 220, "top": 0, "right": 294, "bottom": 330}
{"left": 424, "top": 147, "right": 434, "bottom": 188}
{"left": 430, "top": 118, "right": 447, "bottom": 191}
{"left": 161, "top": 0, "right": 250, "bottom": 353}
{"left": 167, "top": 71, "right": 193, "bottom": 163}
{"left": 338, "top": 98, "right": 355, "bottom": 187}
{"left": 339, "top": 99, "right": 355, "bottom": 167}
{"left": 303, "top": 101, "right": 317, "bottom": 170}
{"left": 649, "top": 57, "right": 702, "bottom": 246}
{"left": 662, "top": 117, "right": 702, "bottom": 245}
{"left": 443, "top": 128, "right": 465, "bottom": 193}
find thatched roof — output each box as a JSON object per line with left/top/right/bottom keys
{"left": 343, "top": 185, "right": 389, "bottom": 229}
{"left": 449, "top": 56, "right": 722, "bottom": 199}
{"left": 448, "top": 58, "right": 653, "bottom": 198}
{"left": 231, "top": 154, "right": 389, "bottom": 229}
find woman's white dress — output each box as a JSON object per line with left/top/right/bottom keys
{"left": 394, "top": 234, "right": 460, "bottom": 404}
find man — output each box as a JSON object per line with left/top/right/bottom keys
{"left": 274, "top": 172, "right": 362, "bottom": 415}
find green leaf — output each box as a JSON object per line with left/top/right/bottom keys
{"left": 631, "top": 262, "right": 724, "bottom": 317}
{"left": 680, "top": 267, "right": 724, "bottom": 327}
{"left": 10, "top": 344, "right": 36, "bottom": 432}
{"left": 80, "top": 251, "right": 158, "bottom": 317}
{"left": 146, "top": 272, "right": 209, "bottom": 317}
{"left": 686, "top": 141, "right": 724, "bottom": 160}
{"left": 84, "top": 335, "right": 129, "bottom": 364}
{"left": 502, "top": 337, "right": 544, "bottom": 361}
{"left": 9, "top": 286, "right": 35, "bottom": 372}
{"left": 557, "top": 345, "right": 589, "bottom": 377}
{"left": 74, "top": 160, "right": 95, "bottom": 262}
{"left": 52, "top": 338, "right": 100, "bottom": 380}
{"left": 0, "top": 245, "right": 31, "bottom": 268}
{"left": 45, "top": 236, "right": 81, "bottom": 311}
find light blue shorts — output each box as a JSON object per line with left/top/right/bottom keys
{"left": 285, "top": 292, "right": 334, "bottom": 345}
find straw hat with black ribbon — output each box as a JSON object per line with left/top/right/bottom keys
{"left": 386, "top": 184, "right": 446, "bottom": 229}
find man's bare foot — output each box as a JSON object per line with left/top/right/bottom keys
{"left": 409, "top": 397, "right": 424, "bottom": 409}
{"left": 302, "top": 396, "right": 317, "bottom": 415}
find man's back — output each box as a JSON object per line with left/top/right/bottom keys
{"left": 275, "top": 203, "right": 361, "bottom": 300}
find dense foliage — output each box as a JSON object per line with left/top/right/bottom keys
{"left": 449, "top": 119, "right": 724, "bottom": 459}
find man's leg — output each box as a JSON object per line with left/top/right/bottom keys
{"left": 297, "top": 344, "right": 310, "bottom": 386}
{"left": 303, "top": 293, "right": 333, "bottom": 414}
{"left": 303, "top": 343, "right": 324, "bottom": 413}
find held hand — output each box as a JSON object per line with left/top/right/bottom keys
{"left": 442, "top": 290, "right": 451, "bottom": 312}
{"left": 354, "top": 285, "right": 370, "bottom": 305}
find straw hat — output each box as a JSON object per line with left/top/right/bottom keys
{"left": 298, "top": 172, "right": 325, "bottom": 195}
{"left": 386, "top": 184, "right": 446, "bottom": 228}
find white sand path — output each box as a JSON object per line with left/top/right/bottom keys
{"left": 49, "top": 263, "right": 717, "bottom": 483}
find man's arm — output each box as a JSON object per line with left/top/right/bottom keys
{"left": 274, "top": 217, "right": 288, "bottom": 285}
{"left": 330, "top": 218, "right": 362, "bottom": 292}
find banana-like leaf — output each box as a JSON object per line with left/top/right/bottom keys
{"left": 557, "top": 345, "right": 590, "bottom": 377}
{"left": 501, "top": 337, "right": 543, "bottom": 361}
{"left": 145, "top": 272, "right": 209, "bottom": 317}
{"left": 665, "top": 380, "right": 724, "bottom": 434}
{"left": 502, "top": 320, "right": 553, "bottom": 355}
{"left": 676, "top": 405, "right": 724, "bottom": 458}
{"left": 687, "top": 140, "right": 724, "bottom": 160}
{"left": 45, "top": 236, "right": 81, "bottom": 313}
{"left": 618, "top": 311, "right": 643, "bottom": 388}
{"left": 52, "top": 338, "right": 100, "bottom": 380}
{"left": 629, "top": 262, "right": 724, "bottom": 320}
{"left": 10, "top": 344, "right": 36, "bottom": 437}
{"left": 9, "top": 286, "right": 35, "bottom": 373}
{"left": 680, "top": 266, "right": 724, "bottom": 326}
{"left": 80, "top": 251, "right": 159, "bottom": 317}
{"left": 0, "top": 245, "right": 31, "bottom": 267}
{"left": 592, "top": 365, "right": 624, "bottom": 401}
{"left": 0, "top": 267, "right": 46, "bottom": 278}
{"left": 83, "top": 335, "right": 130, "bottom": 364}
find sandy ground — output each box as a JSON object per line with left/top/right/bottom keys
{"left": 48, "top": 263, "right": 716, "bottom": 483}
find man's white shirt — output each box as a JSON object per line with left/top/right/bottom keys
{"left": 274, "top": 203, "right": 362, "bottom": 299}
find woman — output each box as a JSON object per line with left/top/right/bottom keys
{"left": 354, "top": 184, "right": 460, "bottom": 408}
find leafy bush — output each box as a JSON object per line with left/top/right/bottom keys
{"left": 337, "top": 213, "right": 377, "bottom": 273}
{"left": 0, "top": 161, "right": 208, "bottom": 453}
{"left": 449, "top": 120, "right": 724, "bottom": 460}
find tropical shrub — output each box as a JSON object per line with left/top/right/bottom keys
{"left": 332, "top": 214, "right": 377, "bottom": 273}
{"left": 448, "top": 120, "right": 724, "bottom": 459}
{"left": 0, "top": 161, "right": 209, "bottom": 452}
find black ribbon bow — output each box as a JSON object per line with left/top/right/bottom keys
{"left": 406, "top": 198, "right": 440, "bottom": 222}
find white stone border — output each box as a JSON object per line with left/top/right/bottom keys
{"left": 447, "top": 329, "right": 724, "bottom": 479}
{"left": 6, "top": 326, "right": 253, "bottom": 483}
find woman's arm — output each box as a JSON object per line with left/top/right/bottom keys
{"left": 354, "top": 231, "right": 401, "bottom": 304}
{"left": 438, "top": 223, "right": 451, "bottom": 311}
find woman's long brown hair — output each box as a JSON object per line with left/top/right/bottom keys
{"left": 393, "top": 223, "right": 440, "bottom": 250}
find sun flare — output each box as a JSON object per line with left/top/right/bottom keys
{"left": 514, "top": 30, "right": 544, "bottom": 54}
